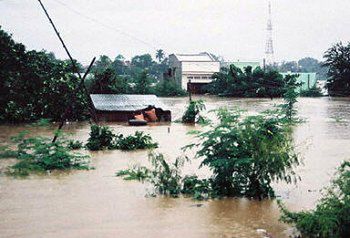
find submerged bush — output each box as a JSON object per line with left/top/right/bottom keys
{"left": 185, "top": 108, "right": 300, "bottom": 199}
{"left": 281, "top": 74, "right": 301, "bottom": 122}
{"left": 147, "top": 153, "right": 184, "bottom": 196}
{"left": 86, "top": 125, "right": 158, "bottom": 151}
{"left": 117, "top": 153, "right": 213, "bottom": 199}
{"left": 6, "top": 131, "right": 90, "bottom": 177}
{"left": 0, "top": 146, "right": 18, "bottom": 159}
{"left": 67, "top": 140, "right": 83, "bottom": 150}
{"left": 116, "top": 165, "right": 150, "bottom": 181}
{"left": 110, "top": 131, "right": 158, "bottom": 151}
{"left": 300, "top": 86, "right": 323, "bottom": 97}
{"left": 182, "top": 175, "right": 214, "bottom": 200}
{"left": 85, "top": 125, "right": 115, "bottom": 150}
{"left": 279, "top": 161, "right": 350, "bottom": 238}
{"left": 182, "top": 100, "right": 206, "bottom": 123}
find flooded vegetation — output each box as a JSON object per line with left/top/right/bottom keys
{"left": 1, "top": 96, "right": 350, "bottom": 238}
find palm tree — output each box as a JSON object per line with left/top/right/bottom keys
{"left": 156, "top": 49, "right": 165, "bottom": 63}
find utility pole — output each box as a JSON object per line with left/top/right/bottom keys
{"left": 37, "top": 0, "right": 97, "bottom": 142}
{"left": 188, "top": 79, "right": 192, "bottom": 102}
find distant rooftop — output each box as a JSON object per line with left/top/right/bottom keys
{"left": 172, "top": 52, "right": 217, "bottom": 62}
{"left": 90, "top": 94, "right": 170, "bottom": 111}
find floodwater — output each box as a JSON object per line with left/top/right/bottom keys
{"left": 0, "top": 96, "right": 350, "bottom": 238}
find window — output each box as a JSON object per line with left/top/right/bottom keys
{"left": 194, "top": 76, "right": 200, "bottom": 79}
{"left": 202, "top": 76, "right": 208, "bottom": 79}
{"left": 187, "top": 76, "right": 193, "bottom": 79}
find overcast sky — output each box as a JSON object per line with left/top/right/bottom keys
{"left": 1, "top": 0, "right": 350, "bottom": 64}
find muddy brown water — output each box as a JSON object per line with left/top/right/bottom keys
{"left": 0, "top": 96, "right": 350, "bottom": 238}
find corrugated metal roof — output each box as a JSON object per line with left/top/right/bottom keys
{"left": 174, "top": 53, "right": 215, "bottom": 62}
{"left": 90, "top": 94, "right": 170, "bottom": 111}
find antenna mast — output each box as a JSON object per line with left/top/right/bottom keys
{"left": 265, "top": 1, "right": 274, "bottom": 65}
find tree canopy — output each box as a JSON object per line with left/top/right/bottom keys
{"left": 0, "top": 26, "right": 88, "bottom": 122}
{"left": 206, "top": 65, "right": 286, "bottom": 98}
{"left": 323, "top": 42, "right": 350, "bottom": 96}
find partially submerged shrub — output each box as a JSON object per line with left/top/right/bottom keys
{"left": 86, "top": 125, "right": 158, "bottom": 151}
{"left": 281, "top": 74, "right": 301, "bottom": 122}
{"left": 85, "top": 125, "right": 115, "bottom": 150}
{"left": 110, "top": 131, "right": 158, "bottom": 151}
{"left": 300, "top": 86, "right": 323, "bottom": 97}
{"left": 116, "top": 165, "right": 150, "bottom": 181}
{"left": 279, "top": 161, "right": 350, "bottom": 238}
{"left": 0, "top": 146, "right": 18, "bottom": 159}
{"left": 6, "top": 131, "right": 90, "bottom": 177}
{"left": 182, "top": 175, "right": 214, "bottom": 200}
{"left": 117, "top": 152, "right": 213, "bottom": 199}
{"left": 182, "top": 100, "right": 206, "bottom": 123}
{"left": 185, "top": 108, "right": 300, "bottom": 199}
{"left": 67, "top": 140, "right": 83, "bottom": 150}
{"left": 147, "top": 153, "right": 184, "bottom": 196}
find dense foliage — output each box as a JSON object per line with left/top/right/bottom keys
{"left": 323, "top": 42, "right": 350, "bottom": 96}
{"left": 206, "top": 65, "right": 286, "bottom": 98}
{"left": 67, "top": 140, "right": 84, "bottom": 150}
{"left": 300, "top": 86, "right": 323, "bottom": 97}
{"left": 279, "top": 161, "right": 350, "bottom": 238}
{"left": 88, "top": 54, "right": 186, "bottom": 97}
{"left": 154, "top": 79, "right": 187, "bottom": 97}
{"left": 85, "top": 125, "right": 158, "bottom": 151}
{"left": 6, "top": 131, "right": 90, "bottom": 177}
{"left": 182, "top": 100, "right": 206, "bottom": 123}
{"left": 281, "top": 74, "right": 301, "bottom": 121}
{"left": 0, "top": 26, "right": 87, "bottom": 122}
{"left": 119, "top": 107, "right": 300, "bottom": 200}
{"left": 110, "top": 131, "right": 158, "bottom": 151}
{"left": 117, "top": 152, "right": 193, "bottom": 197}
{"left": 85, "top": 125, "right": 115, "bottom": 150}
{"left": 187, "top": 108, "right": 300, "bottom": 199}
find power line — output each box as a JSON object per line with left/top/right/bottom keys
{"left": 51, "top": 0, "right": 160, "bottom": 51}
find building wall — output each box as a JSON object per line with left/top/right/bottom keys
{"left": 281, "top": 72, "right": 317, "bottom": 92}
{"left": 169, "top": 54, "right": 220, "bottom": 91}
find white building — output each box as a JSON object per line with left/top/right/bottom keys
{"left": 168, "top": 52, "right": 220, "bottom": 92}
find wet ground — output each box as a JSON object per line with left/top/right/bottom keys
{"left": 0, "top": 96, "right": 350, "bottom": 238}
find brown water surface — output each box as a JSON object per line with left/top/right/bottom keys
{"left": 1, "top": 96, "right": 350, "bottom": 238}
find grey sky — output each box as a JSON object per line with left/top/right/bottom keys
{"left": 1, "top": 0, "right": 349, "bottom": 64}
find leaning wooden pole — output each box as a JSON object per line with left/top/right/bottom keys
{"left": 37, "top": 0, "right": 98, "bottom": 142}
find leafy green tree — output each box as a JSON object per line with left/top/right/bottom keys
{"left": 155, "top": 49, "right": 165, "bottom": 63}
{"left": 207, "top": 64, "right": 286, "bottom": 98}
{"left": 281, "top": 74, "right": 300, "bottom": 121}
{"left": 0, "top": 26, "right": 87, "bottom": 122}
{"left": 111, "top": 54, "right": 127, "bottom": 75}
{"left": 182, "top": 100, "right": 206, "bottom": 123}
{"left": 323, "top": 42, "right": 350, "bottom": 96}
{"left": 279, "top": 161, "right": 350, "bottom": 238}
{"left": 154, "top": 79, "right": 187, "bottom": 97}
{"left": 91, "top": 55, "right": 113, "bottom": 74}
{"left": 133, "top": 70, "right": 155, "bottom": 94}
{"left": 279, "top": 61, "right": 299, "bottom": 72}
{"left": 89, "top": 67, "right": 131, "bottom": 94}
{"left": 131, "top": 54, "right": 154, "bottom": 69}
{"left": 188, "top": 108, "right": 300, "bottom": 199}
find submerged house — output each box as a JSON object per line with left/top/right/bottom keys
{"left": 168, "top": 52, "right": 220, "bottom": 93}
{"left": 90, "top": 94, "right": 171, "bottom": 122}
